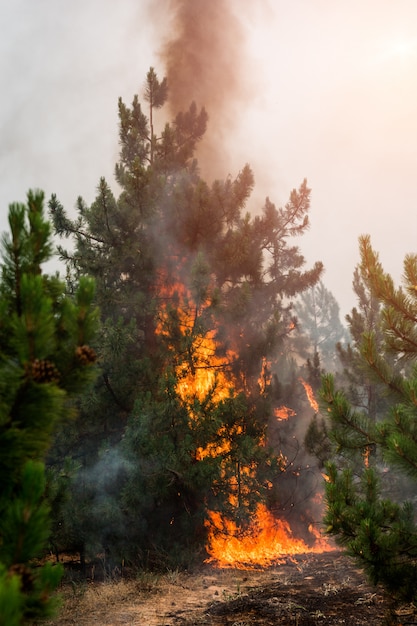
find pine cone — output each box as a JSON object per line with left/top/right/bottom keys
{"left": 25, "top": 359, "right": 60, "bottom": 383}
{"left": 8, "top": 563, "right": 34, "bottom": 592}
{"left": 75, "top": 344, "right": 97, "bottom": 365}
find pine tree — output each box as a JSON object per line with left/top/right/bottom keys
{"left": 336, "top": 262, "right": 388, "bottom": 420}
{"left": 320, "top": 234, "right": 417, "bottom": 602}
{"left": 0, "top": 191, "right": 98, "bottom": 624}
{"left": 293, "top": 280, "right": 348, "bottom": 372}
{"left": 305, "top": 256, "right": 387, "bottom": 469}
{"left": 48, "top": 68, "right": 324, "bottom": 567}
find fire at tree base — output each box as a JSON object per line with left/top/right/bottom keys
{"left": 205, "top": 503, "right": 335, "bottom": 569}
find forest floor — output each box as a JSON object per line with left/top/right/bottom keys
{"left": 45, "top": 551, "right": 417, "bottom": 625}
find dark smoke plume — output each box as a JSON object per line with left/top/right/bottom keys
{"left": 157, "top": 0, "right": 253, "bottom": 179}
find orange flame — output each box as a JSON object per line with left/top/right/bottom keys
{"left": 196, "top": 424, "right": 243, "bottom": 461}
{"left": 156, "top": 273, "right": 235, "bottom": 404}
{"left": 258, "top": 356, "right": 271, "bottom": 395}
{"left": 156, "top": 273, "right": 331, "bottom": 567}
{"left": 363, "top": 445, "right": 371, "bottom": 468}
{"left": 205, "top": 504, "right": 333, "bottom": 569}
{"left": 299, "top": 378, "right": 319, "bottom": 413}
{"left": 274, "top": 406, "right": 296, "bottom": 421}
{"left": 175, "top": 329, "right": 233, "bottom": 403}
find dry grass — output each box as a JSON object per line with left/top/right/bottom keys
{"left": 45, "top": 565, "right": 248, "bottom": 625}
{"left": 44, "top": 553, "right": 417, "bottom": 625}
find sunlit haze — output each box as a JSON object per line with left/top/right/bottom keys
{"left": 2, "top": 0, "right": 417, "bottom": 316}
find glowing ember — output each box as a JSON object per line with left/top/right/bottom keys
{"left": 205, "top": 504, "right": 333, "bottom": 569}
{"left": 274, "top": 406, "right": 296, "bottom": 421}
{"left": 363, "top": 445, "right": 371, "bottom": 468}
{"left": 258, "top": 356, "right": 271, "bottom": 395}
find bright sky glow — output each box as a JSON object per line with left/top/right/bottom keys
{"left": 384, "top": 38, "right": 417, "bottom": 60}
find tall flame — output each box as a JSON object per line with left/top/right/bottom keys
{"left": 157, "top": 273, "right": 332, "bottom": 568}
{"left": 299, "top": 378, "right": 319, "bottom": 413}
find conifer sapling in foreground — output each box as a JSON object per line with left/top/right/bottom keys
{"left": 320, "top": 235, "right": 417, "bottom": 603}
{"left": 0, "top": 190, "right": 98, "bottom": 625}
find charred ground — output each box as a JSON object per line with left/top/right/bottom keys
{"left": 46, "top": 551, "right": 416, "bottom": 625}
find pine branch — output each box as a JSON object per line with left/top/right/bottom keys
{"left": 102, "top": 373, "right": 131, "bottom": 413}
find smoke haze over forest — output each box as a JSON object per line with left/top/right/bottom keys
{"left": 2, "top": 0, "right": 417, "bottom": 316}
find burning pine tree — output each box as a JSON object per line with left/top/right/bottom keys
{"left": 48, "top": 68, "right": 326, "bottom": 569}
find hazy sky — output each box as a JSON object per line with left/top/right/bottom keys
{"left": 2, "top": 1, "right": 417, "bottom": 317}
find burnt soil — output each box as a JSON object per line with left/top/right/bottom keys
{"left": 47, "top": 551, "right": 417, "bottom": 625}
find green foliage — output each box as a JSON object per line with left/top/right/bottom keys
{"left": 325, "top": 462, "right": 417, "bottom": 602}
{"left": 1, "top": 462, "right": 51, "bottom": 566}
{"left": 293, "top": 280, "right": 348, "bottom": 372}
{"left": 0, "top": 565, "right": 22, "bottom": 626}
{"left": 320, "top": 235, "right": 417, "bottom": 602}
{"left": 0, "top": 190, "right": 98, "bottom": 623}
{"left": 144, "top": 67, "right": 168, "bottom": 111}
{"left": 304, "top": 414, "right": 331, "bottom": 468}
